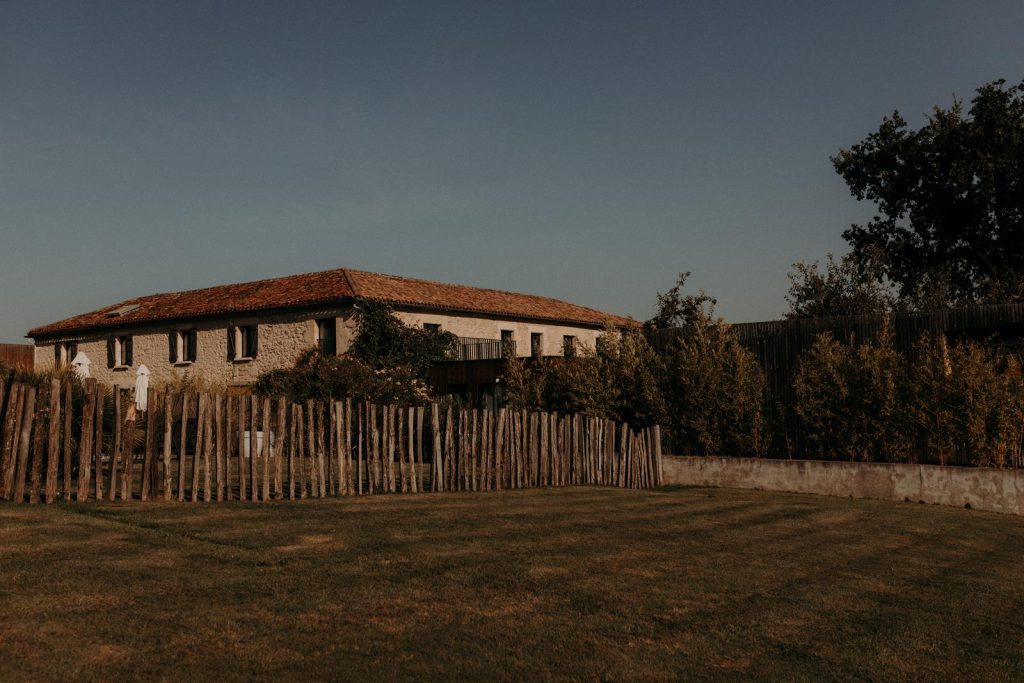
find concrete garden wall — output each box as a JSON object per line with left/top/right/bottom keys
{"left": 663, "top": 455, "right": 1024, "bottom": 516}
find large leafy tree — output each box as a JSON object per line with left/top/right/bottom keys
{"left": 834, "top": 80, "right": 1024, "bottom": 307}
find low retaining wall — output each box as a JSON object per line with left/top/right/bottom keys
{"left": 662, "top": 456, "right": 1024, "bottom": 516}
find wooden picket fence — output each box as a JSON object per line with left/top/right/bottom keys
{"left": 0, "top": 377, "right": 663, "bottom": 504}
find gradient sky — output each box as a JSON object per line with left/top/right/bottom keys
{"left": 2, "top": 1, "right": 1022, "bottom": 343}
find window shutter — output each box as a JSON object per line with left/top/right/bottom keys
{"left": 123, "top": 336, "right": 133, "bottom": 366}
{"left": 187, "top": 329, "right": 197, "bottom": 362}
{"left": 169, "top": 332, "right": 177, "bottom": 363}
{"left": 249, "top": 325, "right": 259, "bottom": 358}
{"left": 106, "top": 338, "right": 115, "bottom": 368}
{"left": 227, "top": 327, "right": 236, "bottom": 360}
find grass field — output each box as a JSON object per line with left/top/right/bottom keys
{"left": 2, "top": 487, "right": 1023, "bottom": 682}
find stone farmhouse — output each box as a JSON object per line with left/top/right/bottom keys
{"left": 28, "top": 267, "right": 631, "bottom": 388}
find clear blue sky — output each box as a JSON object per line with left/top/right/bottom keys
{"left": 2, "top": 1, "right": 1022, "bottom": 342}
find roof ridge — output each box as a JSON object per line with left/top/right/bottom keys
{"left": 344, "top": 267, "right": 608, "bottom": 310}
{"left": 341, "top": 268, "right": 359, "bottom": 297}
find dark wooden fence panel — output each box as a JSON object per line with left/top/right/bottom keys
{"left": 0, "top": 344, "right": 33, "bottom": 370}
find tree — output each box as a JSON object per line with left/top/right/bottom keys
{"left": 834, "top": 79, "right": 1024, "bottom": 307}
{"left": 785, "top": 252, "right": 895, "bottom": 319}
{"left": 647, "top": 272, "right": 716, "bottom": 330}
{"left": 349, "top": 300, "right": 458, "bottom": 376}
{"left": 254, "top": 301, "right": 457, "bottom": 404}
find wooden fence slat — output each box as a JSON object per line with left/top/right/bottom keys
{"left": 45, "top": 378, "right": 61, "bottom": 503}
{"left": 0, "top": 383, "right": 22, "bottom": 499}
{"left": 178, "top": 393, "right": 190, "bottom": 502}
{"left": 289, "top": 403, "right": 298, "bottom": 500}
{"left": 250, "top": 396, "right": 260, "bottom": 501}
{"left": 225, "top": 395, "right": 235, "bottom": 502}
{"left": 275, "top": 397, "right": 287, "bottom": 499}
{"left": 316, "top": 401, "right": 327, "bottom": 498}
{"left": 93, "top": 384, "right": 105, "bottom": 501}
{"left": 431, "top": 404, "right": 441, "bottom": 493}
{"left": 141, "top": 387, "right": 157, "bottom": 501}
{"left": 214, "top": 395, "right": 224, "bottom": 502}
{"left": 13, "top": 385, "right": 37, "bottom": 503}
{"left": 357, "top": 402, "right": 365, "bottom": 495}
{"left": 161, "top": 387, "right": 173, "bottom": 501}
{"left": 191, "top": 394, "right": 205, "bottom": 502}
{"left": 62, "top": 381, "right": 72, "bottom": 499}
{"left": 238, "top": 397, "right": 248, "bottom": 502}
{"left": 203, "top": 394, "right": 214, "bottom": 502}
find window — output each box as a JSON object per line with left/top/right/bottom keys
{"left": 423, "top": 323, "right": 441, "bottom": 333}
{"left": 106, "top": 336, "right": 133, "bottom": 368}
{"left": 53, "top": 341, "right": 78, "bottom": 368}
{"left": 563, "top": 335, "right": 577, "bottom": 358}
{"left": 316, "top": 318, "right": 337, "bottom": 356}
{"left": 531, "top": 332, "right": 543, "bottom": 358}
{"left": 228, "top": 325, "right": 258, "bottom": 361}
{"left": 169, "top": 329, "right": 197, "bottom": 364}
{"left": 500, "top": 329, "right": 515, "bottom": 357}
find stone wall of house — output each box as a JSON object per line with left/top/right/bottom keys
{"left": 33, "top": 305, "right": 608, "bottom": 388}
{"left": 393, "top": 310, "right": 604, "bottom": 357}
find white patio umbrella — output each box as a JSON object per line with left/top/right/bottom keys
{"left": 70, "top": 351, "right": 91, "bottom": 379}
{"left": 134, "top": 364, "right": 150, "bottom": 411}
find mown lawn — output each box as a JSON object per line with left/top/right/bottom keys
{"left": 1, "top": 487, "right": 1023, "bottom": 681}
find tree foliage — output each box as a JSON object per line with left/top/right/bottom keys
{"left": 647, "top": 272, "right": 717, "bottom": 330}
{"left": 793, "top": 325, "right": 1024, "bottom": 466}
{"left": 792, "top": 325, "right": 911, "bottom": 462}
{"left": 254, "top": 300, "right": 456, "bottom": 405}
{"left": 349, "top": 300, "right": 458, "bottom": 375}
{"left": 502, "top": 326, "right": 666, "bottom": 428}
{"left": 662, "top": 311, "right": 767, "bottom": 456}
{"left": 785, "top": 252, "right": 895, "bottom": 319}
{"left": 834, "top": 79, "right": 1024, "bottom": 307}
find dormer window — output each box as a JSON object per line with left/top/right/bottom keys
{"left": 106, "top": 336, "right": 133, "bottom": 369}
{"left": 169, "top": 329, "right": 198, "bottom": 365}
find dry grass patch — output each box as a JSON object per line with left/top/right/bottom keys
{"left": 1, "top": 488, "right": 1024, "bottom": 681}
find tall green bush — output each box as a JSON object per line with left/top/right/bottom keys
{"left": 662, "top": 313, "right": 767, "bottom": 456}
{"left": 792, "top": 325, "right": 911, "bottom": 462}
{"left": 907, "top": 336, "right": 1024, "bottom": 466}
{"left": 502, "top": 327, "right": 665, "bottom": 427}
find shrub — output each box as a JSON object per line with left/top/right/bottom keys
{"left": 792, "top": 324, "right": 911, "bottom": 462}
{"left": 907, "top": 336, "right": 1024, "bottom": 466}
{"left": 254, "top": 301, "right": 451, "bottom": 405}
{"left": 662, "top": 312, "right": 767, "bottom": 456}
{"left": 502, "top": 326, "right": 665, "bottom": 426}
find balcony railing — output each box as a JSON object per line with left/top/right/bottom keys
{"left": 448, "top": 337, "right": 516, "bottom": 361}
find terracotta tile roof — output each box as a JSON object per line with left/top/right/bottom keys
{"left": 28, "top": 267, "right": 633, "bottom": 338}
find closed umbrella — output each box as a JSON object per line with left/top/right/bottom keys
{"left": 134, "top": 364, "right": 150, "bottom": 411}
{"left": 71, "top": 351, "right": 91, "bottom": 379}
